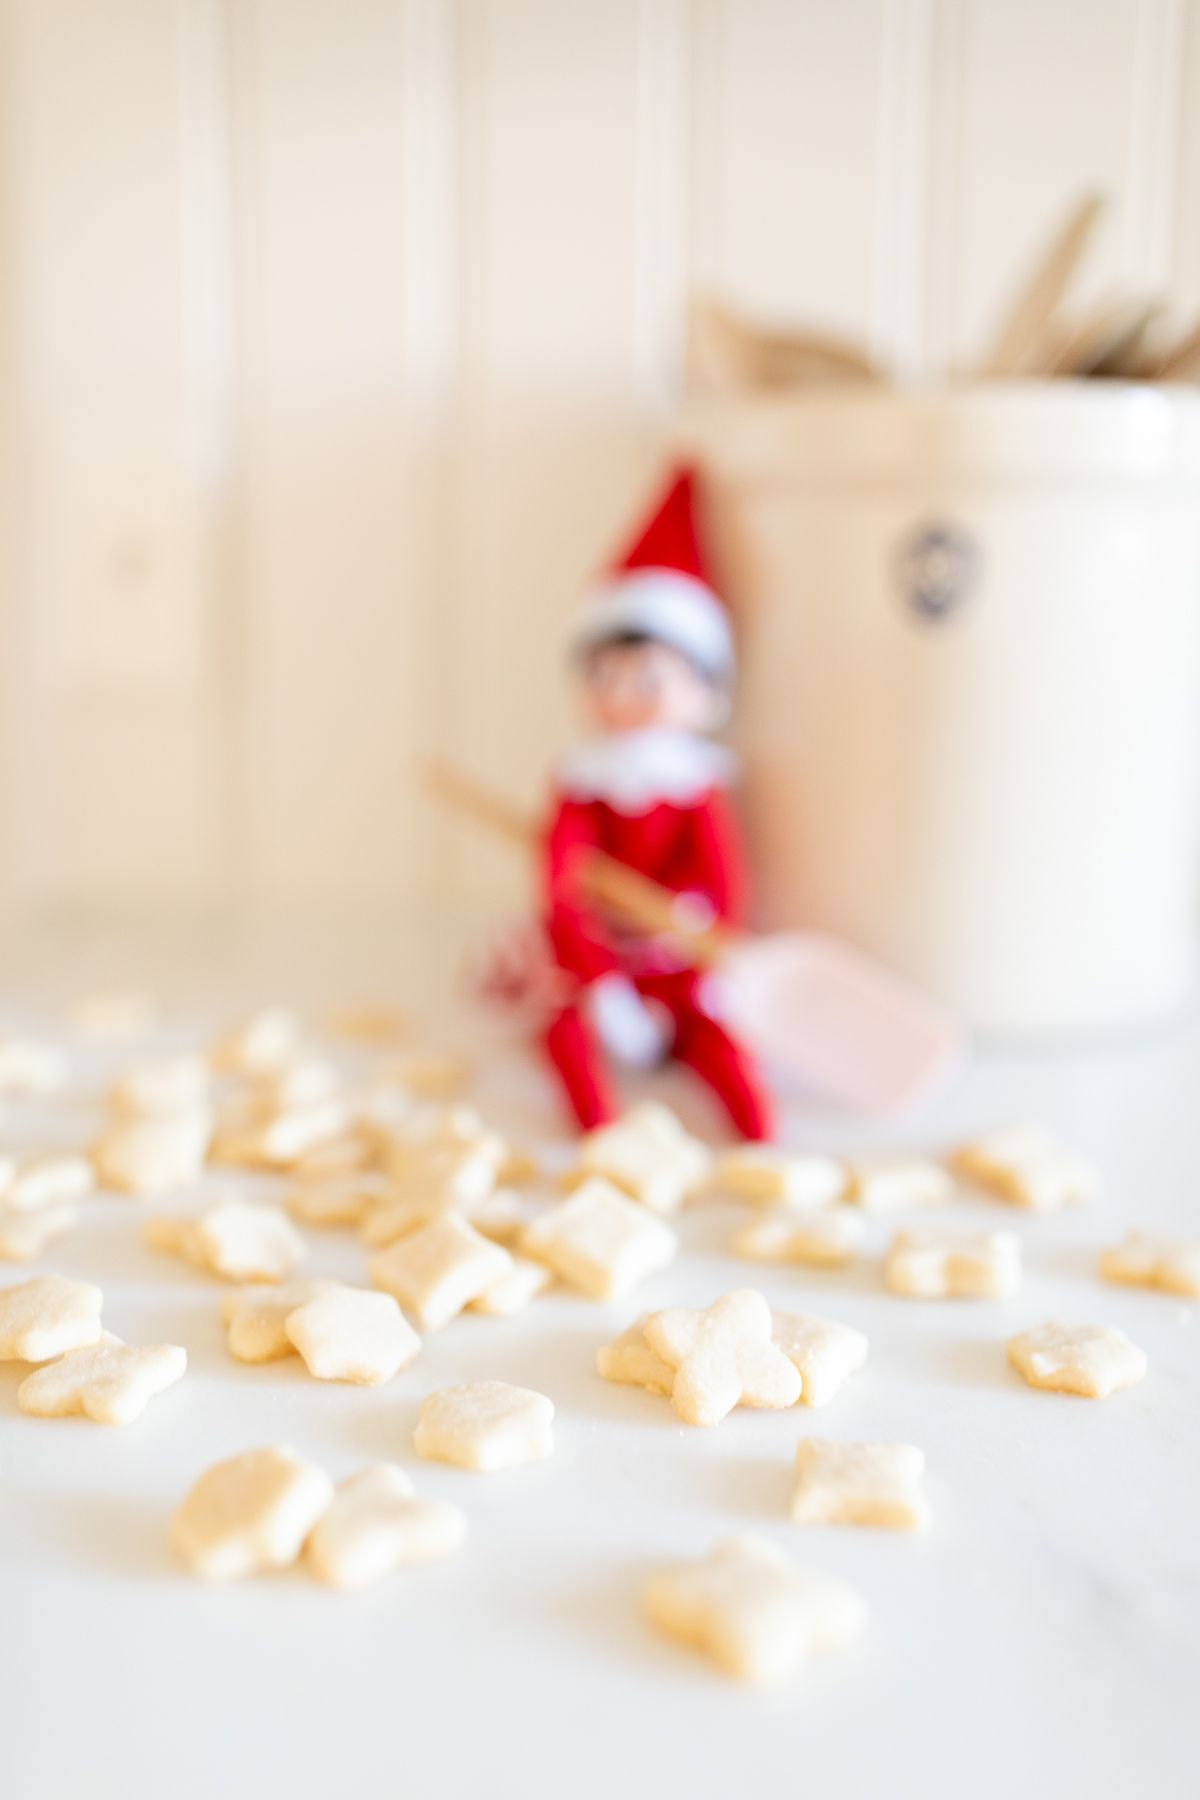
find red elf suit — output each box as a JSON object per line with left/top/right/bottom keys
{"left": 540, "top": 468, "right": 773, "bottom": 1142}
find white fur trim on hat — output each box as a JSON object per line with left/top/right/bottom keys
{"left": 570, "top": 568, "right": 733, "bottom": 679}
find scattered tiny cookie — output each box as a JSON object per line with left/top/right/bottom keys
{"left": 644, "top": 1534, "right": 866, "bottom": 1686}
{"left": 284, "top": 1285, "right": 421, "bottom": 1385}
{"left": 146, "top": 1199, "right": 307, "bottom": 1284}
{"left": 732, "top": 1211, "right": 863, "bottom": 1268}
{"left": 5, "top": 1152, "right": 95, "bottom": 1211}
{"left": 93, "top": 1111, "right": 214, "bottom": 1198}
{"left": 222, "top": 1280, "right": 336, "bottom": 1363}
{"left": 0, "top": 1200, "right": 78, "bottom": 1262}
{"left": 1006, "top": 1321, "right": 1147, "bottom": 1398}
{"left": 1098, "top": 1231, "right": 1200, "bottom": 1300}
{"left": 791, "top": 1439, "right": 929, "bottom": 1530}
{"left": 573, "top": 1102, "right": 710, "bottom": 1216}
{"left": 306, "top": 1465, "right": 466, "bottom": 1589}
{"left": 885, "top": 1227, "right": 1021, "bottom": 1299}
{"left": 772, "top": 1312, "right": 869, "bottom": 1408}
{"left": 596, "top": 1314, "right": 675, "bottom": 1395}
{"left": 467, "top": 1255, "right": 553, "bottom": 1318}
{"left": 644, "top": 1289, "right": 801, "bottom": 1427}
{"left": 520, "top": 1177, "right": 677, "bottom": 1300}
{"left": 19, "top": 1331, "right": 186, "bottom": 1424}
{"left": 414, "top": 1380, "right": 554, "bottom": 1472}
{"left": 172, "top": 1445, "right": 334, "bottom": 1580}
{"left": 951, "top": 1125, "right": 1094, "bottom": 1212}
{"left": 0, "top": 1274, "right": 104, "bottom": 1363}
{"left": 847, "top": 1157, "right": 954, "bottom": 1212}
{"left": 715, "top": 1146, "right": 846, "bottom": 1210}
{"left": 369, "top": 1213, "right": 512, "bottom": 1329}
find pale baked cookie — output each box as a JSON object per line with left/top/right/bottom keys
{"left": 211, "top": 1008, "right": 304, "bottom": 1077}
{"left": 644, "top": 1535, "right": 866, "bottom": 1686}
{"left": 306, "top": 1465, "right": 466, "bottom": 1589}
{"left": 847, "top": 1157, "right": 954, "bottom": 1212}
{"left": 290, "top": 1133, "right": 375, "bottom": 1183}
{"left": 732, "top": 1212, "right": 864, "bottom": 1268}
{"left": 0, "top": 1200, "right": 78, "bottom": 1262}
{"left": 0, "top": 1274, "right": 104, "bottom": 1362}
{"left": 573, "top": 1102, "right": 711, "bottom": 1216}
{"left": 772, "top": 1312, "right": 869, "bottom": 1408}
{"left": 716, "top": 1146, "right": 846, "bottom": 1210}
{"left": 284, "top": 1285, "right": 421, "bottom": 1385}
{"left": 171, "top": 1445, "right": 334, "bottom": 1580}
{"left": 246, "top": 1100, "right": 352, "bottom": 1172}
{"left": 951, "top": 1125, "right": 1094, "bottom": 1211}
{"left": 595, "top": 1315, "right": 674, "bottom": 1395}
{"left": 286, "top": 1174, "right": 387, "bottom": 1230}
{"left": 414, "top": 1380, "right": 554, "bottom": 1471}
{"left": 791, "top": 1439, "right": 929, "bottom": 1530}
{"left": 885, "top": 1228, "right": 1021, "bottom": 1299}
{"left": 221, "top": 1280, "right": 337, "bottom": 1363}
{"left": 1006, "top": 1321, "right": 1147, "bottom": 1398}
{"left": 93, "top": 1111, "right": 213, "bottom": 1197}
{"left": 363, "top": 1139, "right": 506, "bottom": 1247}
{"left": 147, "top": 1199, "right": 307, "bottom": 1284}
{"left": 385, "top": 1053, "right": 471, "bottom": 1100}
{"left": 369, "top": 1213, "right": 512, "bottom": 1330}
{"left": 19, "top": 1332, "right": 186, "bottom": 1423}
{"left": 5, "top": 1152, "right": 96, "bottom": 1212}
{"left": 254, "top": 1056, "right": 341, "bottom": 1113}
{"left": 1098, "top": 1231, "right": 1200, "bottom": 1300}
{"left": 467, "top": 1256, "right": 553, "bottom": 1317}
{"left": 110, "top": 1055, "right": 211, "bottom": 1119}
{"left": 520, "top": 1178, "right": 677, "bottom": 1300}
{"left": 644, "top": 1290, "right": 801, "bottom": 1427}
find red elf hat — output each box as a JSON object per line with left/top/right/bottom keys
{"left": 570, "top": 464, "right": 734, "bottom": 680}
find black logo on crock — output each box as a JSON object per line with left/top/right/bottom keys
{"left": 895, "top": 521, "right": 978, "bottom": 623}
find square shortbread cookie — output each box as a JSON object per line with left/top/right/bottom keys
{"left": 885, "top": 1228, "right": 1021, "bottom": 1299}
{"left": 1098, "top": 1231, "right": 1200, "bottom": 1300}
{"left": 644, "top": 1535, "right": 866, "bottom": 1686}
{"left": 520, "top": 1178, "right": 677, "bottom": 1301}
{"left": 847, "top": 1158, "right": 955, "bottom": 1212}
{"left": 771, "top": 1313, "right": 869, "bottom": 1408}
{"left": 791, "top": 1439, "right": 930, "bottom": 1530}
{"left": 414, "top": 1380, "right": 554, "bottom": 1471}
{"left": 171, "top": 1445, "right": 333, "bottom": 1580}
{"left": 1006, "top": 1321, "right": 1147, "bottom": 1398}
{"left": 369, "top": 1213, "right": 512, "bottom": 1329}
{"left": 732, "top": 1212, "right": 864, "bottom": 1268}
{"left": 573, "top": 1102, "right": 711, "bottom": 1216}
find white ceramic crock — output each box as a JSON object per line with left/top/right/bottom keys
{"left": 689, "top": 382, "right": 1200, "bottom": 1035}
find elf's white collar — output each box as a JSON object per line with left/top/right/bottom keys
{"left": 554, "top": 728, "right": 735, "bottom": 814}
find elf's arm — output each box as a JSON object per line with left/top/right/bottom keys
{"left": 541, "top": 793, "right": 621, "bottom": 984}
{"left": 677, "top": 786, "right": 749, "bottom": 930}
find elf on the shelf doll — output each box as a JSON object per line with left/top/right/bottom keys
{"left": 541, "top": 465, "right": 773, "bottom": 1142}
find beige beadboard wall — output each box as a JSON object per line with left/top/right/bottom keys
{"left": 0, "top": 0, "right": 1198, "bottom": 914}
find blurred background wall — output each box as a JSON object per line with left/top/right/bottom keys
{"left": 0, "top": 0, "right": 1198, "bottom": 919}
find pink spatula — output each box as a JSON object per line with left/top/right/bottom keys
{"left": 427, "top": 762, "right": 964, "bottom": 1114}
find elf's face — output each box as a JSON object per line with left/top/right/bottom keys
{"left": 582, "top": 640, "right": 724, "bottom": 735}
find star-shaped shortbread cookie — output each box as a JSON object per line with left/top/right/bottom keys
{"left": 0, "top": 1202, "right": 79, "bottom": 1262}
{"left": 0, "top": 1274, "right": 104, "bottom": 1362}
{"left": 18, "top": 1331, "right": 186, "bottom": 1423}
{"left": 715, "top": 1146, "right": 846, "bottom": 1210}
{"left": 573, "top": 1102, "right": 710, "bottom": 1215}
{"left": 414, "top": 1380, "right": 554, "bottom": 1471}
{"left": 284, "top": 1284, "right": 421, "bottom": 1385}
{"left": 146, "top": 1199, "right": 307, "bottom": 1283}
{"left": 369, "top": 1212, "right": 511, "bottom": 1329}
{"left": 305, "top": 1465, "right": 466, "bottom": 1588}
{"left": 644, "top": 1289, "right": 801, "bottom": 1426}
{"left": 732, "top": 1211, "right": 863, "bottom": 1268}
{"left": 172, "top": 1445, "right": 333, "bottom": 1580}
{"left": 1098, "top": 1231, "right": 1200, "bottom": 1299}
{"left": 1007, "top": 1321, "right": 1147, "bottom": 1398}
{"left": 222, "top": 1280, "right": 336, "bottom": 1362}
{"left": 644, "top": 1534, "right": 866, "bottom": 1685}
{"left": 951, "top": 1126, "right": 1094, "bottom": 1211}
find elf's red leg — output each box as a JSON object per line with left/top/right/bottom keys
{"left": 671, "top": 1006, "right": 774, "bottom": 1142}
{"left": 544, "top": 1004, "right": 619, "bottom": 1132}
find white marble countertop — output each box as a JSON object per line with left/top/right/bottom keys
{"left": 1, "top": 914, "right": 1197, "bottom": 1800}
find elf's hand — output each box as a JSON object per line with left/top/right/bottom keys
{"left": 586, "top": 972, "right": 669, "bottom": 1069}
